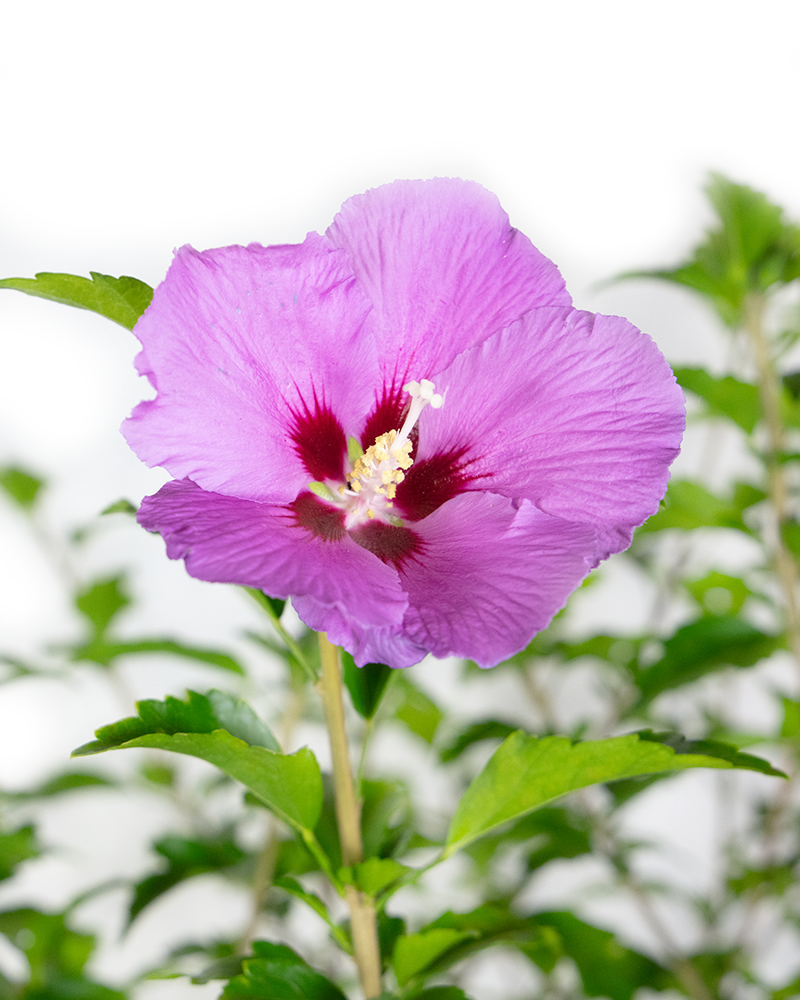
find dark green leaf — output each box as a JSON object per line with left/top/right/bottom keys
{"left": 0, "top": 466, "right": 44, "bottom": 510}
{"left": 393, "top": 929, "right": 477, "bottom": 986}
{"left": 0, "top": 825, "right": 38, "bottom": 880}
{"left": 393, "top": 676, "right": 443, "bottom": 743}
{"left": 72, "top": 691, "right": 321, "bottom": 834}
{"left": 130, "top": 834, "right": 247, "bottom": 923}
{"left": 274, "top": 877, "right": 352, "bottom": 952}
{"left": 636, "top": 731, "right": 784, "bottom": 777}
{"left": 221, "top": 940, "right": 346, "bottom": 999}
{"left": 533, "top": 911, "right": 674, "bottom": 1000}
{"left": 0, "top": 271, "right": 153, "bottom": 330}
{"left": 360, "top": 780, "right": 413, "bottom": 860}
{"left": 445, "top": 730, "right": 781, "bottom": 856}
{"left": 439, "top": 720, "right": 517, "bottom": 763}
{"left": 342, "top": 654, "right": 394, "bottom": 719}
{"left": 635, "top": 616, "right": 782, "bottom": 705}
{"left": 407, "top": 990, "right": 473, "bottom": 1000}
{"left": 675, "top": 367, "right": 761, "bottom": 433}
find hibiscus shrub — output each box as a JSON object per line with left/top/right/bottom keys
{"left": 1, "top": 175, "right": 800, "bottom": 999}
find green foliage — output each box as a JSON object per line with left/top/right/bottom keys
{"left": 439, "top": 720, "right": 517, "bottom": 762}
{"left": 0, "top": 908, "right": 126, "bottom": 998}
{"left": 0, "top": 466, "right": 44, "bottom": 510}
{"left": 392, "top": 675, "right": 443, "bottom": 742}
{"left": 393, "top": 928, "right": 476, "bottom": 986}
{"left": 342, "top": 654, "right": 394, "bottom": 719}
{"left": 686, "top": 571, "right": 752, "bottom": 616}
{"left": 636, "top": 479, "right": 764, "bottom": 534}
{"left": 445, "top": 730, "right": 781, "bottom": 856}
{"left": 621, "top": 173, "right": 800, "bottom": 326}
{"left": 130, "top": 834, "right": 247, "bottom": 923}
{"left": 73, "top": 690, "right": 323, "bottom": 836}
{"left": 221, "top": 941, "right": 346, "bottom": 999}
{"left": 72, "top": 576, "right": 244, "bottom": 673}
{"left": 0, "top": 826, "right": 38, "bottom": 881}
{"left": 0, "top": 271, "right": 153, "bottom": 330}
{"left": 675, "top": 367, "right": 761, "bottom": 433}
{"left": 634, "top": 616, "right": 783, "bottom": 705}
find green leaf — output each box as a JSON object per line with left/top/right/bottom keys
{"left": 675, "top": 367, "right": 761, "bottom": 433}
{"left": 408, "top": 989, "right": 473, "bottom": 1000}
{"left": 636, "top": 731, "right": 784, "bottom": 777}
{"left": 101, "top": 498, "right": 138, "bottom": 515}
{"left": 72, "top": 637, "right": 245, "bottom": 673}
{"left": 72, "top": 691, "right": 321, "bottom": 834}
{"left": 349, "top": 858, "right": 412, "bottom": 897}
{"left": 393, "top": 675, "right": 443, "bottom": 742}
{"left": 0, "top": 465, "right": 44, "bottom": 510}
{"left": 274, "top": 877, "right": 352, "bottom": 952}
{"left": 781, "top": 697, "right": 800, "bottom": 739}
{"left": 444, "top": 730, "right": 782, "bottom": 856}
{"left": 533, "top": 911, "right": 674, "bottom": 1000}
{"left": 393, "top": 928, "right": 477, "bottom": 986}
{"left": 75, "top": 576, "right": 130, "bottom": 638}
{"left": 342, "top": 654, "right": 394, "bottom": 719}
{"left": 1, "top": 770, "right": 113, "bottom": 801}
{"left": 221, "top": 941, "right": 346, "bottom": 999}
{"left": 0, "top": 825, "right": 38, "bottom": 880}
{"left": 0, "top": 908, "right": 126, "bottom": 998}
{"left": 130, "top": 834, "right": 247, "bottom": 923}
{"left": 685, "top": 571, "right": 752, "bottom": 616}
{"left": 636, "top": 479, "right": 764, "bottom": 535}
{"left": 0, "top": 271, "right": 153, "bottom": 330}
{"left": 439, "top": 720, "right": 517, "bottom": 763}
{"left": 619, "top": 174, "right": 800, "bottom": 327}
{"left": 635, "top": 615, "right": 782, "bottom": 705}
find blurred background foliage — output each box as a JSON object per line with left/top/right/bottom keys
{"left": 1, "top": 174, "right": 800, "bottom": 999}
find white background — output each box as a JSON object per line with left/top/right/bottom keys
{"left": 1, "top": 1, "right": 800, "bottom": 996}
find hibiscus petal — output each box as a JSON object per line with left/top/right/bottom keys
{"left": 399, "top": 492, "right": 598, "bottom": 668}
{"left": 326, "top": 178, "right": 571, "bottom": 386}
{"left": 421, "top": 308, "right": 685, "bottom": 557}
{"left": 137, "top": 480, "right": 407, "bottom": 629}
{"left": 292, "top": 596, "right": 429, "bottom": 670}
{"left": 124, "top": 234, "right": 377, "bottom": 502}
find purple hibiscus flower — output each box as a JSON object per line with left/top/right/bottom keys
{"left": 125, "top": 178, "right": 684, "bottom": 669}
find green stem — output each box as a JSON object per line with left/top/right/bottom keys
{"left": 317, "top": 633, "right": 382, "bottom": 998}
{"left": 244, "top": 588, "right": 318, "bottom": 682}
{"left": 742, "top": 293, "right": 800, "bottom": 680}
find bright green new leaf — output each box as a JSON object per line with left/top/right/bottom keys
{"left": 675, "top": 367, "right": 761, "bottom": 433}
{"left": 445, "top": 730, "right": 782, "bottom": 856}
{"left": 0, "top": 271, "right": 153, "bottom": 330}
{"left": 76, "top": 576, "right": 130, "bottom": 638}
{"left": 222, "top": 941, "right": 346, "bottom": 999}
{"left": 685, "top": 571, "right": 752, "bottom": 617}
{"left": 0, "top": 825, "right": 38, "bottom": 881}
{"left": 393, "top": 675, "right": 443, "bottom": 743}
{"left": 393, "top": 928, "right": 477, "bottom": 986}
{"left": 72, "top": 690, "right": 322, "bottom": 833}
{"left": 349, "top": 857, "right": 412, "bottom": 896}
{"left": 0, "top": 465, "right": 44, "bottom": 510}
{"left": 101, "top": 498, "right": 138, "bottom": 515}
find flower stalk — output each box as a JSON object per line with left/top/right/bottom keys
{"left": 317, "top": 633, "right": 382, "bottom": 998}
{"left": 742, "top": 293, "right": 800, "bottom": 679}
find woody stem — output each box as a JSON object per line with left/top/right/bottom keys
{"left": 318, "top": 633, "right": 382, "bottom": 998}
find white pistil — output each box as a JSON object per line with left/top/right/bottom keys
{"left": 309, "top": 379, "right": 444, "bottom": 530}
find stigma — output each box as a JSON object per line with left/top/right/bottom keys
{"left": 310, "top": 380, "right": 444, "bottom": 530}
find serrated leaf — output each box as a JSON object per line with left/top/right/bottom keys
{"left": 675, "top": 367, "right": 761, "bottom": 433}
{"left": 635, "top": 616, "right": 782, "bottom": 705}
{"left": 0, "top": 465, "right": 44, "bottom": 510}
{"left": 72, "top": 691, "right": 320, "bottom": 833}
{"left": 342, "top": 654, "right": 394, "bottom": 719}
{"left": 393, "top": 928, "right": 477, "bottom": 986}
{"left": 0, "top": 271, "right": 153, "bottom": 330}
{"left": 444, "top": 730, "right": 782, "bottom": 856}
{"left": 222, "top": 941, "right": 346, "bottom": 999}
